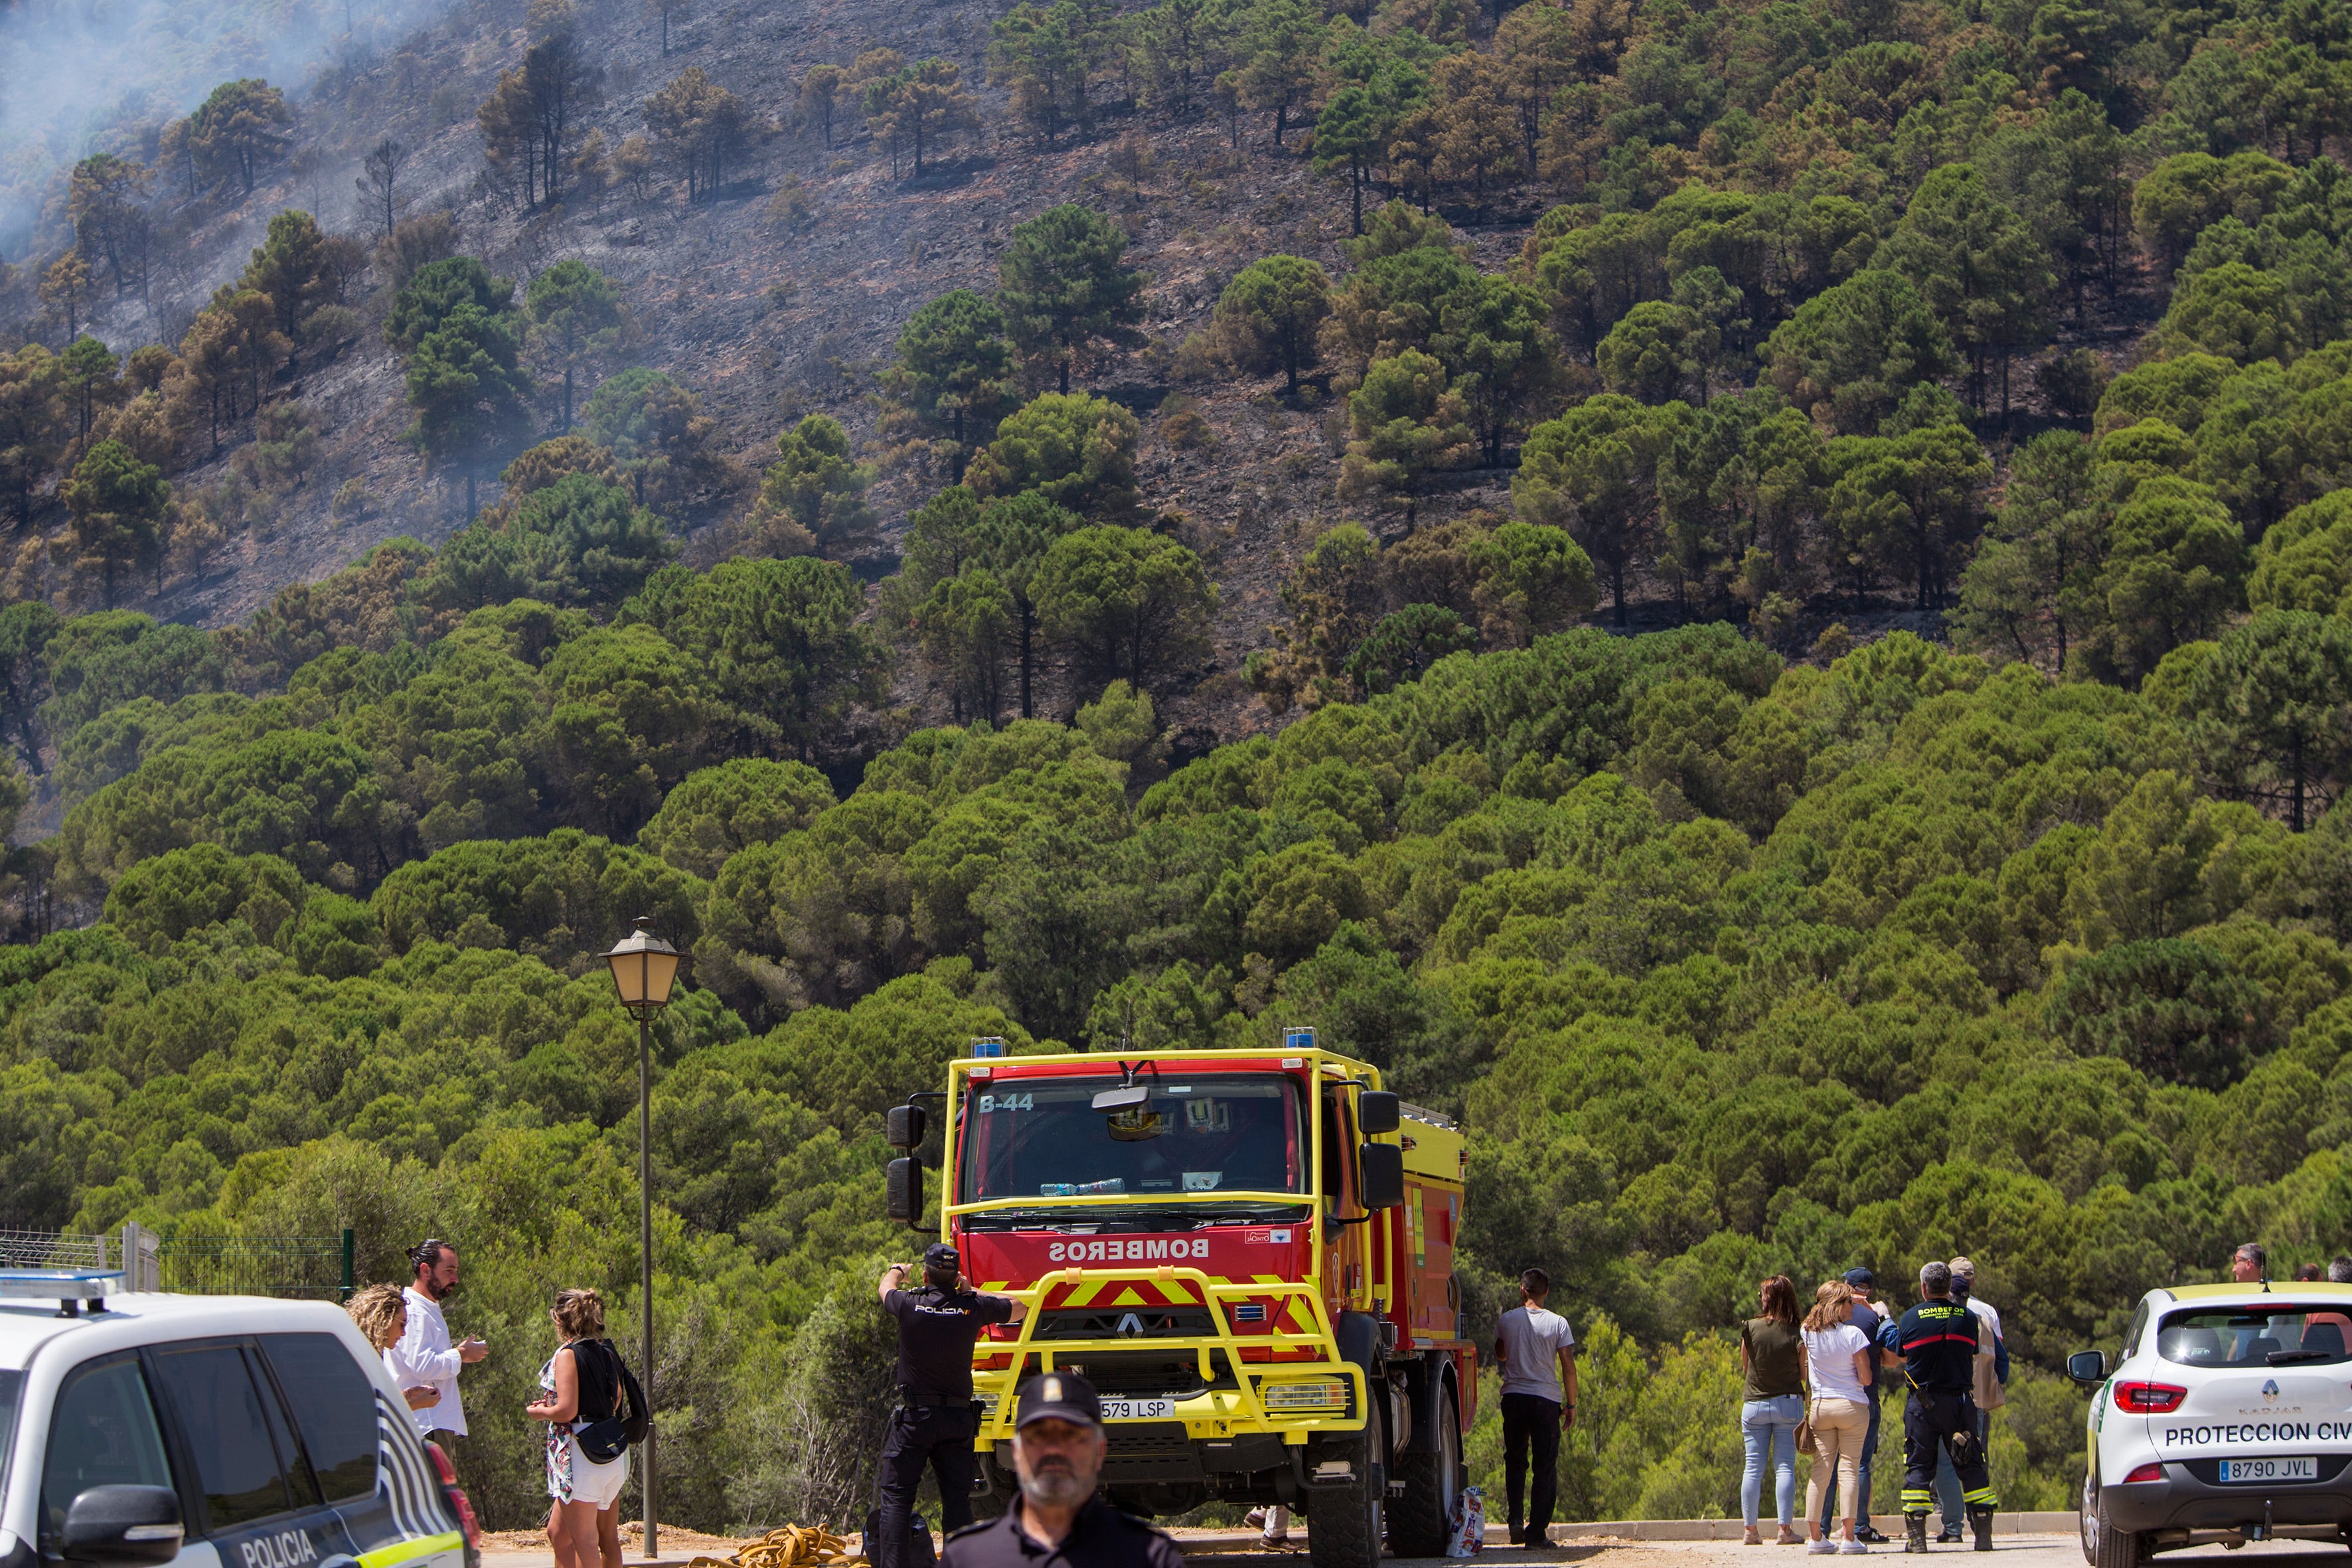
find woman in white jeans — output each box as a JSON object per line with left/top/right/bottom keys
{"left": 526, "top": 1288, "right": 631, "bottom": 1568}
{"left": 1802, "top": 1280, "right": 1879, "bottom": 1554}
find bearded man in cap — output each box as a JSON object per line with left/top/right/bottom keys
{"left": 941, "top": 1371, "right": 1185, "bottom": 1568}
{"left": 874, "top": 1245, "right": 1028, "bottom": 1568}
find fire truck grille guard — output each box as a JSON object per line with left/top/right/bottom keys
{"left": 971, "top": 1265, "right": 1365, "bottom": 1443}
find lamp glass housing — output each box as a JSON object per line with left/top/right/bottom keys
{"left": 604, "top": 923, "right": 680, "bottom": 1010}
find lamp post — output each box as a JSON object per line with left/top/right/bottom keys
{"left": 603, "top": 917, "right": 679, "bottom": 1561}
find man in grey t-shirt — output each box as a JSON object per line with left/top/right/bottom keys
{"left": 1494, "top": 1267, "right": 1577, "bottom": 1546}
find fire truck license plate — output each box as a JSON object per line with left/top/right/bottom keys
{"left": 1100, "top": 1396, "right": 1177, "bottom": 1421}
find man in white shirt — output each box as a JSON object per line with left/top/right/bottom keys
{"left": 1494, "top": 1267, "right": 1578, "bottom": 1547}
{"left": 396, "top": 1239, "right": 488, "bottom": 1467}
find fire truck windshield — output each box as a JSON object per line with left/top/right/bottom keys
{"left": 959, "top": 1074, "right": 1305, "bottom": 1213}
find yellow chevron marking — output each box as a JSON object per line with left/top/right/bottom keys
{"left": 1064, "top": 1280, "right": 1106, "bottom": 1306}
{"left": 358, "top": 1533, "right": 463, "bottom": 1568}
{"left": 1109, "top": 1286, "right": 1148, "bottom": 1306}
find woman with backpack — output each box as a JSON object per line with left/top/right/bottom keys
{"left": 526, "top": 1287, "right": 642, "bottom": 1568}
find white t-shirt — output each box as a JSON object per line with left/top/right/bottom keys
{"left": 1497, "top": 1305, "right": 1577, "bottom": 1402}
{"left": 1803, "top": 1322, "right": 1873, "bottom": 1403}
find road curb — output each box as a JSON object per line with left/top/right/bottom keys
{"left": 1541, "top": 1516, "right": 2078, "bottom": 1543}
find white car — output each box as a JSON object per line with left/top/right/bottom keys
{"left": 2071, "top": 1283, "right": 2352, "bottom": 1568}
{"left": 0, "top": 1271, "right": 477, "bottom": 1568}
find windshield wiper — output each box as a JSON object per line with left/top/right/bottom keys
{"left": 2268, "top": 1349, "right": 2337, "bottom": 1364}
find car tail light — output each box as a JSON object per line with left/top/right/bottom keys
{"left": 424, "top": 1441, "right": 483, "bottom": 1549}
{"left": 2122, "top": 1464, "right": 2164, "bottom": 1484}
{"left": 2113, "top": 1381, "right": 2189, "bottom": 1414}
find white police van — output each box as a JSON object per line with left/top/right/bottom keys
{"left": 0, "top": 1271, "right": 475, "bottom": 1568}
{"left": 2070, "top": 1283, "right": 2352, "bottom": 1568}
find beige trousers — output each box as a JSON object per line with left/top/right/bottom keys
{"left": 1804, "top": 1397, "right": 1874, "bottom": 1528}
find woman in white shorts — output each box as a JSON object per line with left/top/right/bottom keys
{"left": 526, "top": 1288, "right": 630, "bottom": 1568}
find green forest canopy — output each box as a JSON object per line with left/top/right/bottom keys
{"left": 5, "top": 567, "right": 2352, "bottom": 1526}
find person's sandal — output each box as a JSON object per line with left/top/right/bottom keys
{"left": 1780, "top": 1528, "right": 1806, "bottom": 1545}
{"left": 1746, "top": 1528, "right": 1764, "bottom": 1546}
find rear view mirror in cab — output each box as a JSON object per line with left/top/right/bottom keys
{"left": 1356, "top": 1091, "right": 1401, "bottom": 1135}
{"left": 62, "top": 1485, "right": 183, "bottom": 1567}
{"left": 2066, "top": 1350, "right": 2108, "bottom": 1385}
{"left": 885, "top": 1104, "right": 927, "bottom": 1150}
{"left": 1359, "top": 1143, "right": 1404, "bottom": 1210}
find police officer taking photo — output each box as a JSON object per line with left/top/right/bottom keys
{"left": 1880, "top": 1261, "right": 1998, "bottom": 1555}
{"left": 876, "top": 1245, "right": 1028, "bottom": 1568}
{"left": 941, "top": 1371, "right": 1184, "bottom": 1568}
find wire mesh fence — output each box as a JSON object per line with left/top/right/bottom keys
{"left": 0, "top": 1228, "right": 111, "bottom": 1271}
{"left": 154, "top": 1231, "right": 354, "bottom": 1299}
{"left": 0, "top": 1227, "right": 354, "bottom": 1299}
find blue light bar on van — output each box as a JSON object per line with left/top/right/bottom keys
{"left": 1283, "top": 1026, "right": 1316, "bottom": 1051}
{"left": 971, "top": 1037, "right": 1008, "bottom": 1058}
{"left": 0, "top": 1269, "right": 125, "bottom": 1317}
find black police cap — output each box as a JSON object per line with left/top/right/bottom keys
{"left": 1015, "top": 1370, "right": 1102, "bottom": 1429}
{"left": 923, "top": 1242, "right": 960, "bottom": 1271}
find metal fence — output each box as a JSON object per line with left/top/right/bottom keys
{"left": 0, "top": 1226, "right": 354, "bottom": 1300}
{"left": 0, "top": 1228, "right": 111, "bottom": 1271}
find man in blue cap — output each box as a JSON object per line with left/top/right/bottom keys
{"left": 941, "top": 1371, "right": 1184, "bottom": 1568}
{"left": 874, "top": 1245, "right": 1028, "bottom": 1568}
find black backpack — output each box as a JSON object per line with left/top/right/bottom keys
{"left": 864, "top": 1510, "right": 936, "bottom": 1568}
{"left": 574, "top": 1340, "right": 649, "bottom": 1463}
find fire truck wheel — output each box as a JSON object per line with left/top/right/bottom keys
{"left": 1307, "top": 1402, "right": 1385, "bottom": 1568}
{"left": 1388, "top": 1382, "right": 1460, "bottom": 1557}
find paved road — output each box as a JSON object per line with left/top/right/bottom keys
{"left": 479, "top": 1528, "right": 2352, "bottom": 1567}
{"left": 1356, "top": 1536, "right": 2352, "bottom": 1568}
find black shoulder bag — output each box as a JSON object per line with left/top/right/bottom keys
{"left": 574, "top": 1340, "right": 646, "bottom": 1463}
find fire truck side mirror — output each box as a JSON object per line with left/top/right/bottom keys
{"left": 1356, "top": 1091, "right": 1401, "bottom": 1135}
{"left": 886, "top": 1104, "right": 928, "bottom": 1150}
{"left": 886, "top": 1156, "right": 925, "bottom": 1223}
{"left": 1358, "top": 1143, "right": 1405, "bottom": 1210}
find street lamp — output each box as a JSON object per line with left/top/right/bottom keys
{"left": 603, "top": 917, "right": 679, "bottom": 1561}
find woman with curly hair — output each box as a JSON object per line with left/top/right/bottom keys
{"left": 345, "top": 1283, "right": 441, "bottom": 1412}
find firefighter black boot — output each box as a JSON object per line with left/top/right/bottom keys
{"left": 1968, "top": 1507, "right": 1994, "bottom": 1553}
{"left": 1907, "top": 1516, "right": 1929, "bottom": 1554}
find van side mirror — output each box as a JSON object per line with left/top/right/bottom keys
{"left": 1359, "top": 1143, "right": 1404, "bottom": 1210}
{"left": 886, "top": 1157, "right": 924, "bottom": 1224}
{"left": 2065, "top": 1350, "right": 2108, "bottom": 1386}
{"left": 62, "top": 1486, "right": 183, "bottom": 1567}
{"left": 1357, "top": 1091, "right": 1401, "bottom": 1135}
{"left": 886, "top": 1104, "right": 927, "bottom": 1150}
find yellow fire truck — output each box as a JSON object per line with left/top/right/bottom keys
{"left": 884, "top": 1028, "right": 1474, "bottom": 1568}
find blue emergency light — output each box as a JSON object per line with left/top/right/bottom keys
{"left": 0, "top": 1269, "right": 125, "bottom": 1317}
{"left": 970, "top": 1036, "right": 1007, "bottom": 1059}
{"left": 1283, "top": 1026, "right": 1316, "bottom": 1051}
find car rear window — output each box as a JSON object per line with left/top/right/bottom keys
{"left": 147, "top": 1343, "right": 303, "bottom": 1529}
{"left": 2157, "top": 1306, "right": 2352, "bottom": 1367}
{"left": 259, "top": 1332, "right": 378, "bottom": 1502}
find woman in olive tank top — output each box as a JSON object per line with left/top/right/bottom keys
{"left": 1740, "top": 1275, "right": 1807, "bottom": 1545}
